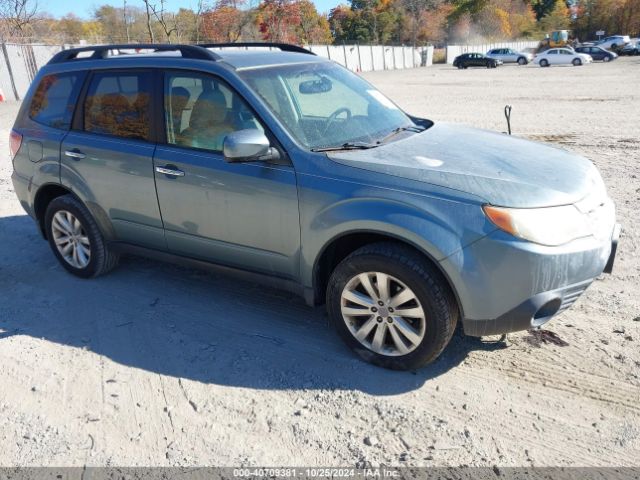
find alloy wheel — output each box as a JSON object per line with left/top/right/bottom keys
{"left": 51, "top": 210, "right": 91, "bottom": 269}
{"left": 340, "top": 272, "right": 426, "bottom": 356}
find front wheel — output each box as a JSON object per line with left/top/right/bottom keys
{"left": 572, "top": 58, "right": 582, "bottom": 66}
{"left": 517, "top": 57, "right": 527, "bottom": 65}
{"left": 45, "top": 194, "right": 119, "bottom": 278}
{"left": 326, "top": 243, "right": 458, "bottom": 370}
{"left": 603, "top": 55, "right": 611, "bottom": 62}
{"left": 540, "top": 59, "right": 549, "bottom": 67}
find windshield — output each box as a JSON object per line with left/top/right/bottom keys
{"left": 239, "top": 62, "right": 415, "bottom": 150}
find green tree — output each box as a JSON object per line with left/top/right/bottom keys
{"left": 539, "top": 0, "right": 571, "bottom": 31}
{"left": 531, "top": 0, "right": 557, "bottom": 20}
{"left": 297, "top": 0, "right": 332, "bottom": 43}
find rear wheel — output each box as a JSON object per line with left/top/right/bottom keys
{"left": 572, "top": 58, "right": 582, "bottom": 66}
{"left": 45, "top": 195, "right": 119, "bottom": 278}
{"left": 327, "top": 242, "right": 458, "bottom": 370}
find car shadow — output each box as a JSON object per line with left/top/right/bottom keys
{"left": 0, "top": 214, "right": 505, "bottom": 395}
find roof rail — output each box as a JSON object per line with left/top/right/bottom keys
{"left": 197, "top": 42, "right": 316, "bottom": 56}
{"left": 48, "top": 44, "right": 222, "bottom": 64}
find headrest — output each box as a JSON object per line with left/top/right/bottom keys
{"left": 190, "top": 90, "right": 227, "bottom": 129}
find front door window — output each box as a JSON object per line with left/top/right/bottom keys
{"left": 164, "top": 72, "right": 264, "bottom": 152}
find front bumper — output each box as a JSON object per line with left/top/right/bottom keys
{"left": 440, "top": 222, "right": 620, "bottom": 337}
{"left": 462, "top": 278, "right": 593, "bottom": 336}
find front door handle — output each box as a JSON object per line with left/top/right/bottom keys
{"left": 155, "top": 166, "right": 185, "bottom": 177}
{"left": 64, "top": 149, "right": 86, "bottom": 159}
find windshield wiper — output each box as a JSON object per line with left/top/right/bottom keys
{"left": 310, "top": 125, "right": 425, "bottom": 152}
{"left": 378, "top": 125, "right": 425, "bottom": 144}
{"left": 311, "top": 142, "right": 379, "bottom": 152}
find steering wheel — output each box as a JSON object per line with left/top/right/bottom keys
{"left": 323, "top": 107, "right": 352, "bottom": 136}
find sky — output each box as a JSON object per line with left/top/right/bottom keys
{"left": 43, "top": 0, "right": 341, "bottom": 18}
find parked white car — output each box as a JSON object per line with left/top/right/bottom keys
{"left": 486, "top": 48, "right": 534, "bottom": 65}
{"left": 534, "top": 48, "right": 593, "bottom": 67}
{"left": 596, "top": 35, "right": 631, "bottom": 50}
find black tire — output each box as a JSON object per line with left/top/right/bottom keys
{"left": 517, "top": 57, "right": 527, "bottom": 65}
{"left": 44, "top": 194, "right": 119, "bottom": 278}
{"left": 326, "top": 242, "right": 458, "bottom": 370}
{"left": 540, "top": 59, "right": 549, "bottom": 67}
{"left": 603, "top": 55, "right": 610, "bottom": 62}
{"left": 572, "top": 58, "right": 582, "bottom": 66}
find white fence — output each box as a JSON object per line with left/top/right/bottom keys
{"left": 445, "top": 40, "right": 539, "bottom": 64}
{"left": 1, "top": 43, "right": 63, "bottom": 100}
{"left": 307, "top": 44, "right": 434, "bottom": 72}
{"left": 0, "top": 42, "right": 434, "bottom": 101}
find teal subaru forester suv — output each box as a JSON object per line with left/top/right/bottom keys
{"left": 10, "top": 43, "right": 620, "bottom": 370}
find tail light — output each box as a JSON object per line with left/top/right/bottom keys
{"left": 9, "top": 129, "right": 22, "bottom": 160}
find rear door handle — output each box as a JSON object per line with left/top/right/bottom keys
{"left": 64, "top": 149, "right": 86, "bottom": 159}
{"left": 155, "top": 166, "right": 185, "bottom": 177}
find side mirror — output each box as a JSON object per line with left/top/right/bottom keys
{"left": 223, "top": 129, "right": 279, "bottom": 163}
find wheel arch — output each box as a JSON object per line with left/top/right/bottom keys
{"left": 310, "top": 229, "right": 463, "bottom": 317}
{"left": 33, "top": 183, "right": 114, "bottom": 241}
{"left": 34, "top": 183, "right": 77, "bottom": 238}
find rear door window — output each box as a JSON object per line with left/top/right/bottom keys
{"left": 83, "top": 71, "right": 153, "bottom": 141}
{"left": 29, "top": 72, "right": 86, "bottom": 130}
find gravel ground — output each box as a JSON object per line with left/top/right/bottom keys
{"left": 0, "top": 58, "right": 639, "bottom": 467}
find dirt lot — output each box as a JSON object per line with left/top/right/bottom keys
{"left": 0, "top": 58, "right": 639, "bottom": 468}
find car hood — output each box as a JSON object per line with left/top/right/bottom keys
{"left": 328, "top": 123, "right": 604, "bottom": 208}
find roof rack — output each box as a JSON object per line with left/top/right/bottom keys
{"left": 197, "top": 42, "right": 316, "bottom": 56}
{"left": 48, "top": 44, "right": 222, "bottom": 64}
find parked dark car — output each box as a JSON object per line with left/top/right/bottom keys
{"left": 575, "top": 46, "right": 617, "bottom": 62}
{"left": 453, "top": 53, "right": 501, "bottom": 69}
{"left": 619, "top": 42, "right": 640, "bottom": 55}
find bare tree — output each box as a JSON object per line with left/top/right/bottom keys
{"left": 123, "top": 0, "right": 130, "bottom": 42}
{"left": 195, "top": 0, "right": 206, "bottom": 43}
{"left": 142, "top": 0, "right": 155, "bottom": 42}
{"left": 149, "top": 0, "right": 177, "bottom": 42}
{"left": 0, "top": 0, "right": 39, "bottom": 40}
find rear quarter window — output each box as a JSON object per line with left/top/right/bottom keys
{"left": 28, "top": 72, "right": 85, "bottom": 130}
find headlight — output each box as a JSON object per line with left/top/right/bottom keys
{"left": 483, "top": 204, "right": 591, "bottom": 246}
